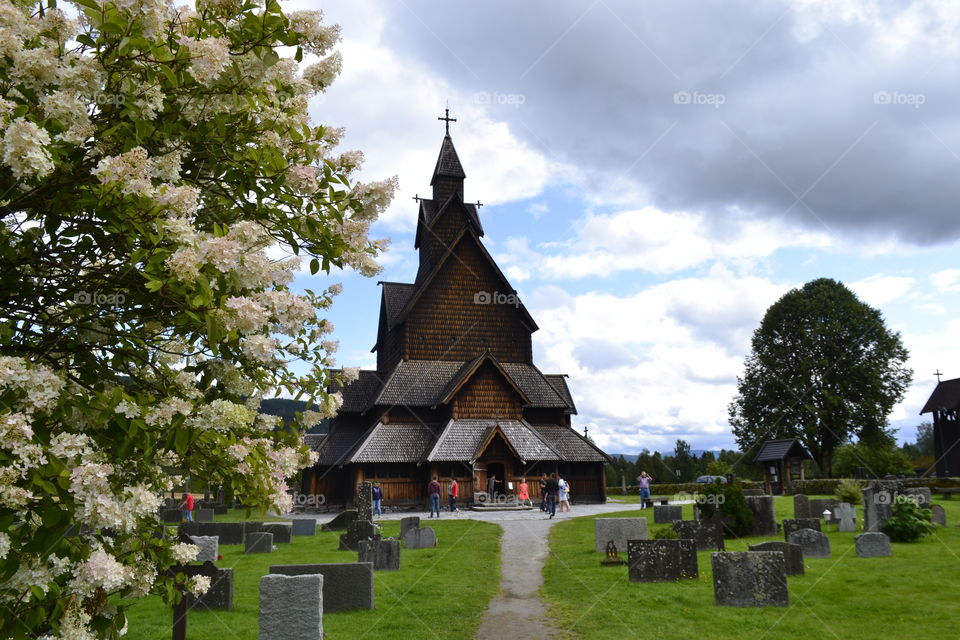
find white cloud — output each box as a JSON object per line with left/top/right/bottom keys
{"left": 850, "top": 274, "right": 914, "bottom": 307}
{"left": 930, "top": 268, "right": 960, "bottom": 292}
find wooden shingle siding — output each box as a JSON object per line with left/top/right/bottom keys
{"left": 452, "top": 361, "right": 522, "bottom": 420}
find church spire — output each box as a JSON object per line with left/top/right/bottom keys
{"left": 431, "top": 109, "right": 465, "bottom": 203}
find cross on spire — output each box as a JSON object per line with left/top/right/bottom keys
{"left": 438, "top": 107, "right": 457, "bottom": 135}
{"left": 935, "top": 369, "right": 943, "bottom": 382}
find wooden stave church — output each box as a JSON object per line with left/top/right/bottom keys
{"left": 300, "top": 123, "right": 610, "bottom": 507}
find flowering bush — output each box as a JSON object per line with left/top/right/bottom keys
{"left": 0, "top": 0, "right": 395, "bottom": 637}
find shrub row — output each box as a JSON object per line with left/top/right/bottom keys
{"left": 606, "top": 481, "right": 765, "bottom": 497}
{"left": 607, "top": 477, "right": 960, "bottom": 498}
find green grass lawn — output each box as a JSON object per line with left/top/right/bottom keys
{"left": 125, "top": 518, "right": 501, "bottom": 640}
{"left": 542, "top": 497, "right": 960, "bottom": 640}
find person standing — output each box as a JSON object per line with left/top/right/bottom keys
{"left": 448, "top": 477, "right": 459, "bottom": 512}
{"left": 538, "top": 474, "right": 548, "bottom": 511}
{"left": 487, "top": 474, "right": 498, "bottom": 498}
{"left": 636, "top": 471, "right": 653, "bottom": 509}
{"left": 544, "top": 473, "right": 560, "bottom": 519}
{"left": 558, "top": 475, "right": 571, "bottom": 512}
{"left": 183, "top": 492, "right": 194, "bottom": 522}
{"left": 428, "top": 476, "right": 441, "bottom": 518}
{"left": 518, "top": 477, "right": 532, "bottom": 507}
{"left": 372, "top": 482, "right": 383, "bottom": 517}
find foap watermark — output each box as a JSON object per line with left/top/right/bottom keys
{"left": 674, "top": 491, "right": 725, "bottom": 506}
{"left": 86, "top": 92, "right": 126, "bottom": 106}
{"left": 474, "top": 91, "right": 526, "bottom": 108}
{"left": 474, "top": 290, "right": 522, "bottom": 308}
{"left": 291, "top": 493, "right": 326, "bottom": 507}
{"left": 673, "top": 90, "right": 725, "bottom": 108}
{"left": 873, "top": 90, "right": 925, "bottom": 108}
{"left": 872, "top": 492, "right": 922, "bottom": 506}
{"left": 74, "top": 291, "right": 125, "bottom": 306}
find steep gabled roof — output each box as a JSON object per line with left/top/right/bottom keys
{"left": 920, "top": 378, "right": 960, "bottom": 414}
{"left": 440, "top": 351, "right": 531, "bottom": 406}
{"left": 349, "top": 422, "right": 440, "bottom": 463}
{"left": 431, "top": 134, "right": 466, "bottom": 183}
{"left": 396, "top": 225, "right": 539, "bottom": 332}
{"left": 415, "top": 197, "right": 484, "bottom": 249}
{"left": 544, "top": 374, "right": 577, "bottom": 414}
{"left": 329, "top": 370, "right": 382, "bottom": 414}
{"left": 528, "top": 424, "right": 610, "bottom": 462}
{"left": 379, "top": 281, "right": 418, "bottom": 331}
{"left": 753, "top": 438, "right": 813, "bottom": 463}
{"left": 427, "top": 418, "right": 559, "bottom": 462}
{"left": 374, "top": 360, "right": 464, "bottom": 407}
{"left": 313, "top": 423, "right": 371, "bottom": 466}
{"left": 501, "top": 363, "right": 567, "bottom": 408}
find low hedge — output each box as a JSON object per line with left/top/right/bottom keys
{"left": 608, "top": 477, "right": 960, "bottom": 498}
{"left": 606, "top": 481, "right": 765, "bottom": 497}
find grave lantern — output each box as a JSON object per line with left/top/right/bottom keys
{"left": 753, "top": 439, "right": 813, "bottom": 495}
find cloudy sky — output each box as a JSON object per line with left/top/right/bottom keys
{"left": 286, "top": 0, "right": 960, "bottom": 455}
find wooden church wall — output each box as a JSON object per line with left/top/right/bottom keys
{"left": 404, "top": 236, "right": 533, "bottom": 363}
{"left": 452, "top": 362, "right": 523, "bottom": 420}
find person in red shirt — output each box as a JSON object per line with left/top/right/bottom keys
{"left": 183, "top": 493, "right": 195, "bottom": 522}
{"left": 448, "top": 477, "right": 459, "bottom": 513}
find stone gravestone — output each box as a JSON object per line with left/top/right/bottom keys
{"left": 186, "top": 566, "right": 233, "bottom": 611}
{"left": 855, "top": 532, "right": 892, "bottom": 557}
{"left": 339, "top": 520, "right": 381, "bottom": 551}
{"left": 291, "top": 519, "right": 317, "bottom": 536}
{"left": 189, "top": 536, "right": 218, "bottom": 562}
{"left": 931, "top": 504, "right": 947, "bottom": 527}
{"left": 195, "top": 509, "right": 215, "bottom": 523}
{"left": 712, "top": 551, "right": 789, "bottom": 607}
{"left": 400, "top": 516, "right": 421, "bottom": 539}
{"left": 259, "top": 574, "right": 323, "bottom": 640}
{"left": 356, "top": 481, "right": 373, "bottom": 521}
{"left": 834, "top": 503, "right": 856, "bottom": 532}
{"left": 672, "top": 520, "right": 724, "bottom": 551}
{"left": 787, "top": 528, "right": 831, "bottom": 558}
{"left": 626, "top": 539, "right": 698, "bottom": 582}
{"left": 322, "top": 509, "right": 358, "bottom": 532}
{"left": 782, "top": 518, "right": 821, "bottom": 541}
{"left": 793, "top": 494, "right": 811, "bottom": 519}
{"left": 161, "top": 509, "right": 183, "bottom": 523}
{"left": 902, "top": 487, "right": 932, "bottom": 507}
{"left": 748, "top": 541, "right": 804, "bottom": 576}
{"left": 262, "top": 522, "right": 292, "bottom": 544}
{"left": 862, "top": 479, "right": 904, "bottom": 532}
{"left": 594, "top": 518, "right": 648, "bottom": 552}
{"left": 809, "top": 498, "right": 841, "bottom": 524}
{"left": 745, "top": 496, "right": 777, "bottom": 536}
{"left": 358, "top": 539, "right": 400, "bottom": 571}
{"left": 653, "top": 505, "right": 682, "bottom": 524}
{"left": 403, "top": 526, "right": 437, "bottom": 549}
{"left": 269, "top": 563, "right": 374, "bottom": 612}
{"left": 245, "top": 532, "right": 273, "bottom": 554}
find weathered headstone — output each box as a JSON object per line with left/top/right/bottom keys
{"left": 245, "top": 532, "right": 273, "bottom": 554}
{"left": 195, "top": 509, "right": 215, "bottom": 523}
{"left": 902, "top": 487, "right": 932, "bottom": 507}
{"left": 161, "top": 509, "right": 183, "bottom": 523}
{"left": 931, "top": 504, "right": 946, "bottom": 527}
{"left": 400, "top": 516, "right": 421, "bottom": 539}
{"left": 748, "top": 541, "right": 804, "bottom": 576}
{"left": 793, "top": 494, "right": 811, "bottom": 519}
{"left": 834, "top": 503, "right": 856, "bottom": 532}
{"left": 291, "top": 519, "right": 317, "bottom": 536}
{"left": 787, "top": 528, "right": 830, "bottom": 558}
{"left": 594, "top": 517, "right": 648, "bottom": 552}
{"left": 356, "top": 481, "right": 373, "bottom": 521}
{"left": 338, "top": 520, "right": 381, "bottom": 551}
{"left": 809, "top": 498, "right": 841, "bottom": 524}
{"left": 179, "top": 521, "right": 264, "bottom": 545}
{"left": 213, "top": 504, "right": 228, "bottom": 515}
{"left": 269, "top": 563, "right": 374, "bottom": 612}
{"left": 189, "top": 536, "right": 218, "bottom": 562}
{"left": 855, "top": 532, "right": 892, "bottom": 557}
{"left": 653, "top": 505, "right": 682, "bottom": 524}
{"left": 322, "top": 509, "right": 358, "bottom": 531}
{"left": 712, "top": 552, "right": 789, "bottom": 607}
{"left": 403, "top": 526, "right": 437, "bottom": 549}
{"left": 782, "top": 518, "right": 821, "bottom": 541}
{"left": 186, "top": 566, "right": 233, "bottom": 611}
{"left": 745, "top": 496, "right": 777, "bottom": 536}
{"left": 262, "top": 522, "right": 292, "bottom": 544}
{"left": 862, "top": 479, "right": 904, "bottom": 532}
{"left": 358, "top": 539, "right": 401, "bottom": 570}
{"left": 626, "top": 539, "right": 698, "bottom": 582}
{"left": 259, "top": 574, "right": 323, "bottom": 640}
{"left": 672, "top": 520, "right": 724, "bottom": 551}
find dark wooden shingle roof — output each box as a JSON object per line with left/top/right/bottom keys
{"left": 920, "top": 378, "right": 960, "bottom": 414}
{"left": 753, "top": 438, "right": 813, "bottom": 462}
{"left": 528, "top": 424, "right": 610, "bottom": 462}
{"left": 380, "top": 282, "right": 418, "bottom": 331}
{"left": 349, "top": 423, "right": 440, "bottom": 463}
{"left": 331, "top": 370, "right": 382, "bottom": 413}
{"left": 428, "top": 419, "right": 559, "bottom": 462}
{"left": 431, "top": 134, "right": 466, "bottom": 182}
{"left": 544, "top": 375, "right": 577, "bottom": 414}
{"left": 313, "top": 424, "right": 369, "bottom": 466}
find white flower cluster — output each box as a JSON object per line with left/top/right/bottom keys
{"left": 1, "top": 118, "right": 54, "bottom": 180}
{"left": 178, "top": 36, "right": 231, "bottom": 85}
{"left": 92, "top": 147, "right": 153, "bottom": 197}
{"left": 288, "top": 10, "right": 341, "bottom": 56}
{"left": 70, "top": 545, "right": 132, "bottom": 597}
{"left": 69, "top": 463, "right": 163, "bottom": 531}
{"left": 186, "top": 399, "right": 257, "bottom": 433}
{"left": 302, "top": 52, "right": 342, "bottom": 93}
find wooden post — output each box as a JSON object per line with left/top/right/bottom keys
{"left": 172, "top": 575, "right": 187, "bottom": 640}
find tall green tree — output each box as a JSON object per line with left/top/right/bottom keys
{"left": 728, "top": 278, "right": 912, "bottom": 477}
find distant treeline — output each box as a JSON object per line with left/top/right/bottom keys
{"left": 605, "top": 439, "right": 764, "bottom": 487}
